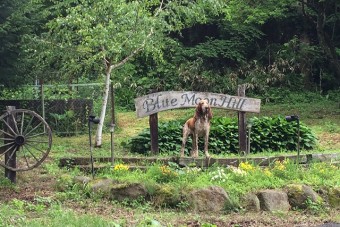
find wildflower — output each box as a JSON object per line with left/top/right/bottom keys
{"left": 273, "top": 160, "right": 286, "bottom": 171}
{"left": 263, "top": 167, "right": 272, "bottom": 177}
{"left": 239, "top": 161, "right": 255, "bottom": 172}
{"left": 114, "top": 163, "right": 129, "bottom": 171}
{"left": 210, "top": 167, "right": 227, "bottom": 183}
{"left": 227, "top": 166, "right": 247, "bottom": 176}
{"left": 330, "top": 164, "right": 338, "bottom": 170}
{"left": 160, "top": 165, "right": 178, "bottom": 177}
{"left": 283, "top": 159, "right": 290, "bottom": 165}
{"left": 184, "top": 167, "right": 202, "bottom": 174}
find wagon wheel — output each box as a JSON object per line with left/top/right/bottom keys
{"left": 0, "top": 109, "right": 52, "bottom": 171}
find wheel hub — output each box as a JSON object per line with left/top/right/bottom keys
{"left": 14, "top": 135, "right": 25, "bottom": 146}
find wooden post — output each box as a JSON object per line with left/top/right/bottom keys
{"left": 238, "top": 85, "right": 247, "bottom": 155}
{"left": 110, "top": 82, "right": 115, "bottom": 166}
{"left": 149, "top": 113, "right": 159, "bottom": 155}
{"left": 40, "top": 79, "right": 45, "bottom": 121}
{"left": 4, "top": 106, "right": 16, "bottom": 183}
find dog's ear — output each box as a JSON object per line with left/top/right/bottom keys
{"left": 195, "top": 102, "right": 203, "bottom": 117}
{"left": 207, "top": 107, "right": 213, "bottom": 120}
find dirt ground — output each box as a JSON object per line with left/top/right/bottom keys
{"left": 1, "top": 164, "right": 340, "bottom": 227}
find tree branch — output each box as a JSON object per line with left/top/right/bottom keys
{"left": 110, "top": 28, "right": 154, "bottom": 71}
{"left": 109, "top": 0, "right": 164, "bottom": 72}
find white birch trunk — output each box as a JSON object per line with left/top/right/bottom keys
{"left": 93, "top": 4, "right": 160, "bottom": 147}
{"left": 95, "top": 69, "right": 111, "bottom": 147}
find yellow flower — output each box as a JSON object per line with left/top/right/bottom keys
{"left": 263, "top": 168, "right": 272, "bottom": 177}
{"left": 239, "top": 161, "right": 255, "bottom": 172}
{"left": 160, "top": 165, "right": 178, "bottom": 177}
{"left": 273, "top": 160, "right": 286, "bottom": 171}
{"left": 283, "top": 159, "right": 290, "bottom": 165}
{"left": 330, "top": 164, "right": 338, "bottom": 170}
{"left": 114, "top": 163, "right": 129, "bottom": 171}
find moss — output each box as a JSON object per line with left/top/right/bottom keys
{"left": 151, "top": 184, "right": 182, "bottom": 208}
{"left": 328, "top": 187, "right": 340, "bottom": 208}
{"left": 286, "top": 184, "right": 322, "bottom": 209}
{"left": 286, "top": 184, "right": 304, "bottom": 206}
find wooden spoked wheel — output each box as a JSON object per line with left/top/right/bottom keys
{"left": 0, "top": 109, "right": 52, "bottom": 171}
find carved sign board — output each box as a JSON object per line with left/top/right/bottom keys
{"left": 135, "top": 91, "right": 261, "bottom": 118}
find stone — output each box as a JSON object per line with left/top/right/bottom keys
{"left": 188, "top": 186, "right": 232, "bottom": 212}
{"left": 73, "top": 176, "right": 91, "bottom": 185}
{"left": 286, "top": 184, "right": 322, "bottom": 209}
{"left": 257, "top": 189, "right": 290, "bottom": 212}
{"left": 152, "top": 184, "right": 181, "bottom": 207}
{"left": 242, "top": 193, "right": 261, "bottom": 212}
{"left": 90, "top": 179, "right": 116, "bottom": 196}
{"left": 110, "top": 182, "right": 148, "bottom": 202}
{"left": 328, "top": 187, "right": 340, "bottom": 208}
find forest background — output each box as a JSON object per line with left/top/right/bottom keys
{"left": 1, "top": 0, "right": 340, "bottom": 109}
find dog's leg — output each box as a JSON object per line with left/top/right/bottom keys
{"left": 180, "top": 125, "right": 189, "bottom": 157}
{"left": 204, "top": 130, "right": 210, "bottom": 158}
{"left": 191, "top": 132, "right": 199, "bottom": 158}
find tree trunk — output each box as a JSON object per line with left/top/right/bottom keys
{"left": 316, "top": 3, "right": 340, "bottom": 85}
{"left": 93, "top": 15, "right": 157, "bottom": 147}
{"left": 95, "top": 68, "right": 111, "bottom": 147}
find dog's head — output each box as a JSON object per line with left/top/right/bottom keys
{"left": 196, "top": 99, "right": 212, "bottom": 119}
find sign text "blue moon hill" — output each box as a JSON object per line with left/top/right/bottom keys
{"left": 135, "top": 91, "right": 261, "bottom": 118}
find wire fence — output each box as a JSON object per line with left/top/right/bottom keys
{"left": 0, "top": 83, "right": 113, "bottom": 136}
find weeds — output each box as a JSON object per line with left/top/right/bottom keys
{"left": 55, "top": 160, "right": 339, "bottom": 212}
{"left": 304, "top": 198, "right": 329, "bottom": 215}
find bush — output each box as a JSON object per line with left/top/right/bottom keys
{"left": 128, "top": 116, "right": 317, "bottom": 155}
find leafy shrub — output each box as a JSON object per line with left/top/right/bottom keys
{"left": 128, "top": 116, "right": 317, "bottom": 155}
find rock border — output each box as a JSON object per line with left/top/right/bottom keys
{"left": 70, "top": 176, "right": 340, "bottom": 213}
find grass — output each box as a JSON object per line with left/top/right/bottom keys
{"left": 1, "top": 158, "right": 338, "bottom": 226}
{"left": 0, "top": 100, "right": 339, "bottom": 226}
{"left": 0, "top": 202, "right": 122, "bottom": 227}
{"left": 51, "top": 100, "right": 340, "bottom": 159}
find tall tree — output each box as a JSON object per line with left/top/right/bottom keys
{"left": 30, "top": 0, "right": 226, "bottom": 146}
{"left": 1, "top": 0, "right": 59, "bottom": 87}
{"left": 300, "top": 0, "right": 340, "bottom": 86}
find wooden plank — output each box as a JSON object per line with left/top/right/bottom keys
{"left": 135, "top": 91, "right": 261, "bottom": 118}
{"left": 178, "top": 155, "right": 309, "bottom": 167}
{"left": 149, "top": 113, "right": 159, "bottom": 155}
{"left": 58, "top": 156, "right": 178, "bottom": 167}
{"left": 59, "top": 153, "right": 340, "bottom": 169}
{"left": 238, "top": 85, "right": 247, "bottom": 155}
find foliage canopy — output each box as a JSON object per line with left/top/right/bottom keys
{"left": 1, "top": 0, "right": 339, "bottom": 110}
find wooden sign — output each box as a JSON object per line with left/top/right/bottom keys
{"left": 135, "top": 91, "right": 261, "bottom": 118}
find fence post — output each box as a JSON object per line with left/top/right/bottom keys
{"left": 149, "top": 113, "right": 159, "bottom": 155}
{"left": 4, "top": 106, "right": 17, "bottom": 183}
{"left": 238, "top": 85, "right": 247, "bottom": 155}
{"left": 40, "top": 79, "right": 45, "bottom": 121}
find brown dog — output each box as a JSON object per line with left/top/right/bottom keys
{"left": 180, "top": 99, "right": 213, "bottom": 158}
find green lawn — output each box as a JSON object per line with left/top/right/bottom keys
{"left": 0, "top": 101, "right": 340, "bottom": 227}
{"left": 52, "top": 101, "right": 340, "bottom": 159}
